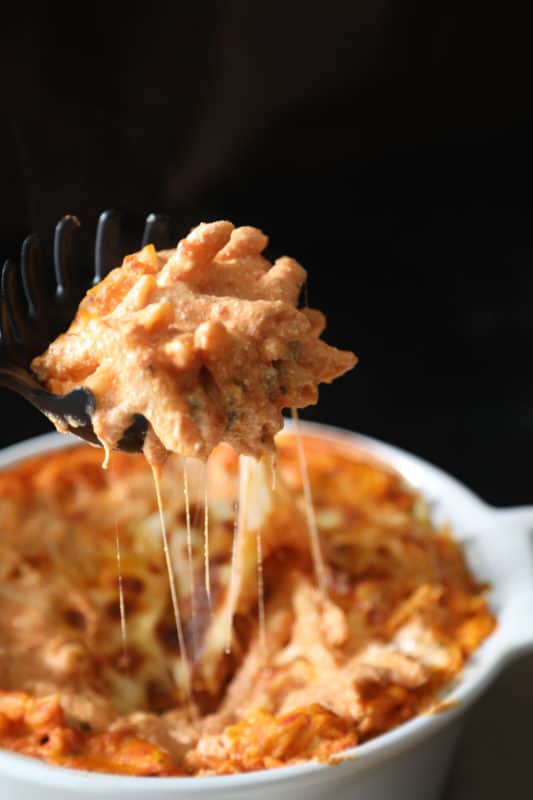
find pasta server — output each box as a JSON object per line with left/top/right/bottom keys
{"left": 0, "top": 211, "right": 175, "bottom": 452}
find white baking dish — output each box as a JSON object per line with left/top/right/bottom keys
{"left": 0, "top": 422, "right": 532, "bottom": 800}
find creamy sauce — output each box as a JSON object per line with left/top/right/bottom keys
{"left": 291, "top": 408, "right": 328, "bottom": 599}
{"left": 151, "top": 464, "right": 190, "bottom": 698}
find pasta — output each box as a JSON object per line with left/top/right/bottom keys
{"left": 32, "top": 222, "right": 356, "bottom": 462}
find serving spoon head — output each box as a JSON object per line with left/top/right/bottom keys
{"left": 0, "top": 211, "right": 176, "bottom": 454}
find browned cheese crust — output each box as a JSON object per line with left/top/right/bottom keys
{"left": 0, "top": 435, "right": 495, "bottom": 775}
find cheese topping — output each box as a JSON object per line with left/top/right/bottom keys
{"left": 0, "top": 435, "right": 495, "bottom": 775}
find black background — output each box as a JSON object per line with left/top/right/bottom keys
{"left": 2, "top": 3, "right": 533, "bottom": 506}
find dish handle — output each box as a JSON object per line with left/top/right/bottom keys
{"left": 489, "top": 506, "right": 533, "bottom": 657}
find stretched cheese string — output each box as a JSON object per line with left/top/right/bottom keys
{"left": 291, "top": 408, "right": 328, "bottom": 600}
{"left": 151, "top": 464, "right": 191, "bottom": 698}
{"left": 225, "top": 456, "right": 269, "bottom": 657}
{"left": 95, "top": 434, "right": 111, "bottom": 470}
{"left": 203, "top": 467, "right": 211, "bottom": 608}
{"left": 225, "top": 457, "right": 248, "bottom": 654}
{"left": 182, "top": 458, "right": 197, "bottom": 657}
{"left": 114, "top": 526, "right": 128, "bottom": 663}
{"left": 256, "top": 526, "right": 266, "bottom": 659}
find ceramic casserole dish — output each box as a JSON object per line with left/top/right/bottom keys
{"left": 0, "top": 421, "right": 532, "bottom": 800}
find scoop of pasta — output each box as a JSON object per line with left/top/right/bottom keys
{"left": 32, "top": 221, "right": 356, "bottom": 462}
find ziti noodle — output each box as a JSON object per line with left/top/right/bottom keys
{"left": 0, "top": 436, "right": 494, "bottom": 775}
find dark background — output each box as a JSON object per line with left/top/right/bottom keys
{"left": 1, "top": 2, "right": 533, "bottom": 507}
